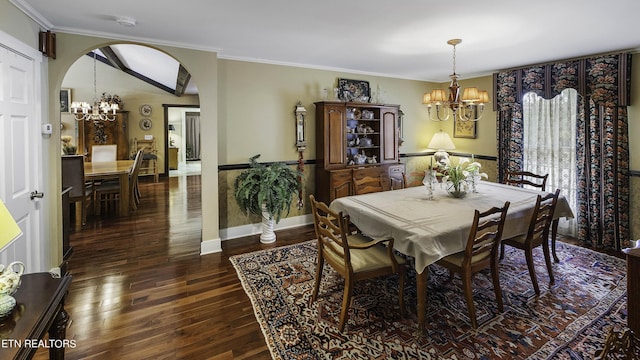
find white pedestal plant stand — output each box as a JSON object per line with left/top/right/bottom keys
{"left": 260, "top": 204, "right": 276, "bottom": 244}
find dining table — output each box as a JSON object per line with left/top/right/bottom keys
{"left": 84, "top": 160, "right": 135, "bottom": 217}
{"left": 329, "top": 180, "right": 574, "bottom": 330}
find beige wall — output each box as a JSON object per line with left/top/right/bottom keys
{"left": 0, "top": 1, "right": 40, "bottom": 49}
{"left": 217, "top": 60, "right": 434, "bottom": 164}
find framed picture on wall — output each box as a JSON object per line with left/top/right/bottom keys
{"left": 60, "top": 88, "right": 71, "bottom": 113}
{"left": 453, "top": 117, "right": 477, "bottom": 138}
{"left": 337, "top": 78, "right": 370, "bottom": 102}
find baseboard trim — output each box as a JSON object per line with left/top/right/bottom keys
{"left": 200, "top": 237, "right": 222, "bottom": 255}
{"left": 220, "top": 214, "right": 313, "bottom": 241}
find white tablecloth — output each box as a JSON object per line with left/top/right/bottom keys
{"left": 329, "top": 181, "right": 574, "bottom": 274}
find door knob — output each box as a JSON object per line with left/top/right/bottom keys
{"left": 30, "top": 190, "right": 44, "bottom": 200}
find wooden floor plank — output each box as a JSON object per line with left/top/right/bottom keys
{"left": 34, "top": 175, "right": 315, "bottom": 360}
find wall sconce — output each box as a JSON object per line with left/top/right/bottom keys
{"left": 294, "top": 101, "right": 307, "bottom": 152}
{"left": 294, "top": 101, "right": 307, "bottom": 209}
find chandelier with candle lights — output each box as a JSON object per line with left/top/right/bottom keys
{"left": 70, "top": 51, "right": 119, "bottom": 122}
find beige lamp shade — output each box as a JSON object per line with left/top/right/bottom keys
{"left": 428, "top": 130, "right": 456, "bottom": 150}
{"left": 0, "top": 199, "right": 22, "bottom": 250}
{"left": 430, "top": 89, "right": 447, "bottom": 103}
{"left": 461, "top": 87, "right": 479, "bottom": 101}
{"left": 422, "top": 93, "right": 431, "bottom": 104}
{"left": 478, "top": 90, "right": 490, "bottom": 103}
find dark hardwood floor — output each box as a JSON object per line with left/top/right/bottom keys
{"left": 33, "top": 176, "right": 593, "bottom": 359}
{"left": 35, "top": 175, "right": 314, "bottom": 360}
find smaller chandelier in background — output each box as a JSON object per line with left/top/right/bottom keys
{"left": 71, "top": 51, "right": 119, "bottom": 122}
{"left": 422, "top": 39, "right": 489, "bottom": 122}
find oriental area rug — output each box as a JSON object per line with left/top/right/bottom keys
{"left": 230, "top": 240, "right": 628, "bottom": 359}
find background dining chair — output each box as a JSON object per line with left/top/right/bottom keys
{"left": 94, "top": 150, "right": 142, "bottom": 215}
{"left": 309, "top": 195, "right": 406, "bottom": 332}
{"left": 91, "top": 145, "right": 117, "bottom": 162}
{"left": 61, "top": 155, "right": 93, "bottom": 225}
{"left": 404, "top": 171, "right": 426, "bottom": 188}
{"left": 594, "top": 328, "right": 640, "bottom": 359}
{"left": 434, "top": 201, "right": 510, "bottom": 329}
{"left": 353, "top": 174, "right": 387, "bottom": 195}
{"left": 500, "top": 189, "right": 560, "bottom": 295}
{"left": 504, "top": 170, "right": 548, "bottom": 191}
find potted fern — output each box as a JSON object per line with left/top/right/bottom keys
{"left": 234, "top": 154, "right": 302, "bottom": 243}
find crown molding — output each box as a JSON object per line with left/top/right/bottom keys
{"left": 9, "top": 0, "right": 53, "bottom": 29}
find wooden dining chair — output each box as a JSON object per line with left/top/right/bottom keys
{"left": 404, "top": 171, "right": 426, "bottom": 188}
{"left": 353, "top": 174, "right": 387, "bottom": 195}
{"left": 504, "top": 170, "right": 548, "bottom": 191}
{"left": 594, "top": 328, "right": 640, "bottom": 359}
{"left": 309, "top": 195, "right": 406, "bottom": 332}
{"left": 500, "top": 189, "right": 560, "bottom": 295}
{"left": 434, "top": 201, "right": 510, "bottom": 329}
{"left": 94, "top": 150, "right": 143, "bottom": 215}
{"left": 61, "top": 155, "right": 93, "bottom": 225}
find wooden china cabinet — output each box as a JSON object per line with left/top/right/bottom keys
{"left": 77, "top": 111, "right": 129, "bottom": 161}
{"left": 314, "top": 101, "right": 401, "bottom": 204}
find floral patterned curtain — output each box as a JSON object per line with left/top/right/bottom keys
{"left": 493, "top": 53, "right": 631, "bottom": 251}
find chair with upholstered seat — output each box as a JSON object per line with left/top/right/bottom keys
{"left": 353, "top": 174, "right": 387, "bottom": 195}
{"left": 91, "top": 145, "right": 117, "bottom": 162}
{"left": 500, "top": 189, "right": 560, "bottom": 295}
{"left": 61, "top": 155, "right": 93, "bottom": 225}
{"left": 94, "top": 150, "right": 142, "bottom": 215}
{"left": 309, "top": 194, "right": 406, "bottom": 332}
{"left": 434, "top": 201, "right": 510, "bottom": 329}
{"left": 504, "top": 170, "right": 548, "bottom": 191}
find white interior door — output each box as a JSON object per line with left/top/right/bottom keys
{"left": 0, "top": 37, "right": 44, "bottom": 273}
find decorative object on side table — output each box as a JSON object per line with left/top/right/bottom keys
{"left": 436, "top": 157, "right": 487, "bottom": 198}
{"left": 61, "top": 135, "right": 77, "bottom": 155}
{"left": 0, "top": 199, "right": 24, "bottom": 317}
{"left": 233, "top": 154, "right": 302, "bottom": 243}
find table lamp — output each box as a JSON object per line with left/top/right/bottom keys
{"left": 0, "top": 199, "right": 22, "bottom": 317}
{"left": 0, "top": 199, "right": 21, "bottom": 250}
{"left": 168, "top": 124, "right": 176, "bottom": 147}
{"left": 428, "top": 130, "right": 456, "bottom": 164}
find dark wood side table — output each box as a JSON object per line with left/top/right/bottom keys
{"left": 623, "top": 247, "right": 640, "bottom": 334}
{"left": 0, "top": 273, "right": 72, "bottom": 360}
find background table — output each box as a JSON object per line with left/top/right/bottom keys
{"left": 84, "top": 160, "right": 134, "bottom": 217}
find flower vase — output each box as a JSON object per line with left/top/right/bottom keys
{"left": 260, "top": 204, "right": 276, "bottom": 244}
{"left": 468, "top": 170, "right": 480, "bottom": 193}
{"left": 423, "top": 169, "right": 436, "bottom": 200}
{"left": 446, "top": 180, "right": 468, "bottom": 198}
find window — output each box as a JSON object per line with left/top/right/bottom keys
{"left": 522, "top": 88, "right": 578, "bottom": 235}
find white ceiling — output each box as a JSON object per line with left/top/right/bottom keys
{"left": 12, "top": 0, "right": 640, "bottom": 83}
